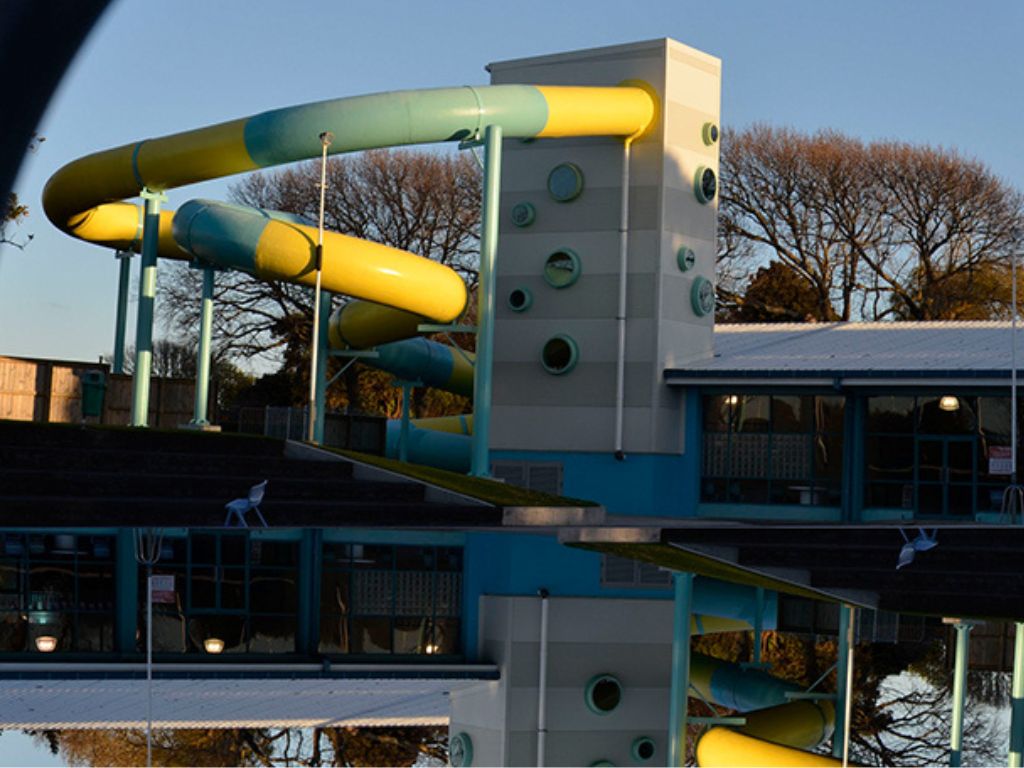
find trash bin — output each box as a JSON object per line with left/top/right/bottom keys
{"left": 80, "top": 370, "right": 107, "bottom": 419}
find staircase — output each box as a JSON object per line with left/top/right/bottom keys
{"left": 0, "top": 420, "right": 495, "bottom": 527}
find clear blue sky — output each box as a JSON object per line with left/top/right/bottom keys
{"left": 2, "top": 0, "right": 1023, "bottom": 370}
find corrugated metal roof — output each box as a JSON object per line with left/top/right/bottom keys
{"left": 667, "top": 322, "right": 1021, "bottom": 376}
{"left": 0, "top": 676, "right": 481, "bottom": 729}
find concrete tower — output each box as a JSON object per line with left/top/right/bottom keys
{"left": 489, "top": 38, "right": 721, "bottom": 457}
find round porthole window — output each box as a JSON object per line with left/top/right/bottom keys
{"left": 541, "top": 335, "right": 578, "bottom": 375}
{"left": 450, "top": 732, "right": 473, "bottom": 767}
{"left": 585, "top": 674, "right": 622, "bottom": 715}
{"left": 547, "top": 162, "right": 584, "bottom": 202}
{"left": 677, "top": 246, "right": 696, "bottom": 272}
{"left": 511, "top": 201, "right": 536, "bottom": 227}
{"left": 508, "top": 287, "right": 533, "bottom": 312}
{"left": 702, "top": 122, "right": 719, "bottom": 146}
{"left": 691, "top": 276, "right": 715, "bottom": 317}
{"left": 631, "top": 736, "right": 656, "bottom": 763}
{"left": 694, "top": 166, "right": 717, "bottom": 204}
{"left": 543, "top": 249, "right": 581, "bottom": 288}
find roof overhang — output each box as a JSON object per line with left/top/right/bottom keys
{"left": 664, "top": 369, "right": 1015, "bottom": 389}
{"left": 563, "top": 523, "right": 1024, "bottom": 622}
{"left": 0, "top": 663, "right": 498, "bottom": 729}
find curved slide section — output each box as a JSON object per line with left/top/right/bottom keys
{"left": 43, "top": 85, "right": 654, "bottom": 254}
{"left": 43, "top": 84, "right": 653, "bottom": 471}
{"left": 690, "top": 652, "right": 837, "bottom": 767}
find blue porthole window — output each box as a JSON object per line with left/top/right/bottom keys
{"left": 543, "top": 249, "right": 581, "bottom": 289}
{"left": 542, "top": 335, "right": 578, "bottom": 376}
{"left": 585, "top": 674, "right": 622, "bottom": 714}
{"left": 547, "top": 163, "right": 584, "bottom": 202}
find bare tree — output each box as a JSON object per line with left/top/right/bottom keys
{"left": 717, "top": 126, "right": 1024, "bottom": 322}
{"left": 164, "top": 149, "right": 480, "bottom": 360}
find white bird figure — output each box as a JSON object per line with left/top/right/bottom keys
{"left": 896, "top": 528, "right": 938, "bottom": 569}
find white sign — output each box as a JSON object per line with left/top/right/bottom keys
{"left": 150, "top": 574, "right": 176, "bottom": 604}
{"left": 989, "top": 446, "right": 1013, "bottom": 476}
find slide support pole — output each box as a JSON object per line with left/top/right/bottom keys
{"left": 112, "top": 249, "right": 132, "bottom": 374}
{"left": 191, "top": 265, "right": 215, "bottom": 425}
{"left": 130, "top": 189, "right": 166, "bottom": 427}
{"left": 314, "top": 290, "right": 331, "bottom": 444}
{"left": 833, "top": 604, "right": 852, "bottom": 759}
{"left": 470, "top": 124, "right": 502, "bottom": 477}
{"left": 1010, "top": 622, "right": 1024, "bottom": 767}
{"left": 399, "top": 381, "right": 413, "bottom": 463}
{"left": 950, "top": 622, "right": 972, "bottom": 767}
{"left": 668, "top": 571, "right": 694, "bottom": 767}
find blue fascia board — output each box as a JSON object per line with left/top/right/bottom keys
{"left": 665, "top": 368, "right": 1020, "bottom": 382}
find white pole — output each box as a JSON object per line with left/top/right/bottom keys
{"left": 842, "top": 606, "right": 855, "bottom": 768}
{"left": 1013, "top": 249, "right": 1018, "bottom": 495}
{"left": 146, "top": 569, "right": 153, "bottom": 768}
{"left": 536, "top": 589, "right": 550, "bottom": 766}
{"left": 307, "top": 131, "right": 333, "bottom": 443}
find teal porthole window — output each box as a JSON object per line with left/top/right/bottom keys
{"left": 677, "top": 247, "right": 696, "bottom": 272}
{"left": 691, "top": 276, "right": 715, "bottom": 317}
{"left": 694, "top": 166, "right": 717, "bottom": 204}
{"left": 702, "top": 122, "right": 719, "bottom": 146}
{"left": 511, "top": 202, "right": 536, "bottom": 227}
{"left": 508, "top": 287, "right": 532, "bottom": 312}
{"left": 584, "top": 674, "right": 622, "bottom": 714}
{"left": 547, "top": 162, "right": 584, "bottom": 202}
{"left": 450, "top": 732, "right": 473, "bottom": 767}
{"left": 631, "top": 736, "right": 656, "bottom": 762}
{"left": 542, "top": 335, "right": 578, "bottom": 376}
{"left": 543, "top": 249, "right": 581, "bottom": 288}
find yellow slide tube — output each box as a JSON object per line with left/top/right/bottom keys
{"left": 697, "top": 727, "right": 843, "bottom": 768}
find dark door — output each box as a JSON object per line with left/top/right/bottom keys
{"left": 917, "top": 437, "right": 975, "bottom": 517}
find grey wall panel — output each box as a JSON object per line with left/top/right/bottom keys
{"left": 508, "top": 642, "right": 673, "bottom": 688}
{"left": 498, "top": 186, "right": 661, "bottom": 234}
{"left": 493, "top": 274, "right": 660, "bottom": 320}
{"left": 502, "top": 141, "right": 664, "bottom": 190}
{"left": 493, "top": 318, "right": 660, "bottom": 364}
{"left": 496, "top": 229, "right": 662, "bottom": 278}
{"left": 506, "top": 685, "right": 671, "bottom": 731}
{"left": 492, "top": 362, "right": 657, "bottom": 409}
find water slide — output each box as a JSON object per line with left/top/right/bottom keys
{"left": 42, "top": 85, "right": 654, "bottom": 468}
{"left": 43, "top": 82, "right": 834, "bottom": 764}
{"left": 689, "top": 652, "right": 839, "bottom": 767}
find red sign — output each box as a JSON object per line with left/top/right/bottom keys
{"left": 989, "top": 446, "right": 1013, "bottom": 476}
{"left": 150, "top": 574, "right": 176, "bottom": 604}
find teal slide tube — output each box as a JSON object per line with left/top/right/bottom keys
{"left": 385, "top": 421, "right": 470, "bottom": 473}
{"left": 374, "top": 338, "right": 472, "bottom": 397}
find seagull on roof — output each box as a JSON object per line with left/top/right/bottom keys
{"left": 897, "top": 528, "right": 938, "bottom": 569}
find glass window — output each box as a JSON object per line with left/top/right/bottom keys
{"left": 319, "top": 543, "right": 463, "bottom": 657}
{"left": 138, "top": 531, "right": 298, "bottom": 655}
{"left": 867, "top": 396, "right": 914, "bottom": 433}
{"left": 0, "top": 533, "right": 116, "bottom": 654}
{"left": 701, "top": 394, "right": 844, "bottom": 507}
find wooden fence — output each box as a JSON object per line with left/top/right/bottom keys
{"left": 0, "top": 356, "right": 199, "bottom": 428}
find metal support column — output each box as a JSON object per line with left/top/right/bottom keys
{"left": 1011, "top": 622, "right": 1024, "bottom": 767}
{"left": 753, "top": 586, "right": 765, "bottom": 665}
{"left": 950, "top": 622, "right": 973, "bottom": 767}
{"left": 112, "top": 250, "right": 133, "bottom": 374}
{"left": 312, "top": 290, "right": 332, "bottom": 444}
{"left": 833, "top": 604, "right": 853, "bottom": 760}
{"left": 470, "top": 124, "right": 502, "bottom": 477}
{"left": 668, "top": 571, "right": 694, "bottom": 767}
{"left": 191, "top": 265, "right": 215, "bottom": 425}
{"left": 398, "top": 380, "right": 414, "bottom": 463}
{"left": 130, "top": 189, "right": 166, "bottom": 427}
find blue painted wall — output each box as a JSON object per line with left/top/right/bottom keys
{"left": 461, "top": 530, "right": 775, "bottom": 660}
